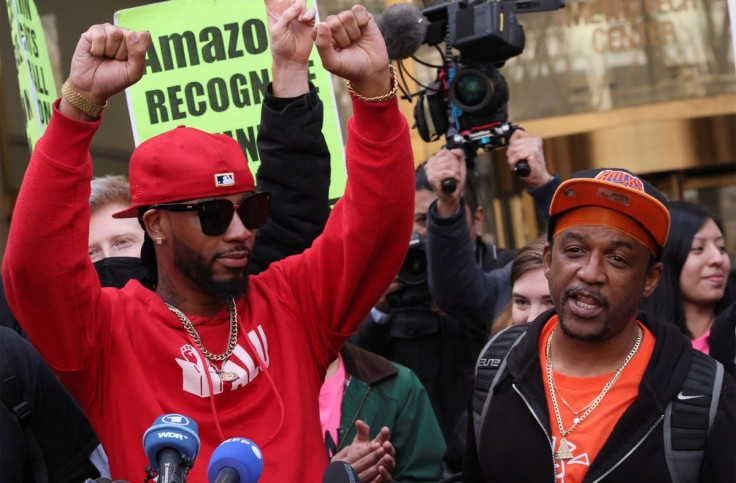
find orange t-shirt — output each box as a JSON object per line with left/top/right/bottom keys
{"left": 539, "top": 316, "right": 655, "bottom": 483}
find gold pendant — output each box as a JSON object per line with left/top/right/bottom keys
{"left": 218, "top": 371, "right": 239, "bottom": 382}
{"left": 555, "top": 437, "right": 573, "bottom": 460}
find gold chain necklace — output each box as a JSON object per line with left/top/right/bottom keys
{"left": 557, "top": 392, "right": 594, "bottom": 421}
{"left": 546, "top": 324, "right": 643, "bottom": 460}
{"left": 166, "top": 296, "right": 240, "bottom": 382}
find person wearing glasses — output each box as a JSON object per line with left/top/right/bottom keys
{"left": 2, "top": 2, "right": 413, "bottom": 482}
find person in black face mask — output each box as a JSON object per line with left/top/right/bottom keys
{"left": 88, "top": 175, "right": 145, "bottom": 263}
{"left": 88, "top": 175, "right": 154, "bottom": 289}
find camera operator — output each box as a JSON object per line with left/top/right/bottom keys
{"left": 426, "top": 131, "right": 560, "bottom": 329}
{"left": 351, "top": 162, "right": 489, "bottom": 441}
{"left": 352, "top": 135, "right": 558, "bottom": 441}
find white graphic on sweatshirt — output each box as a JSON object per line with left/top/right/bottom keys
{"left": 175, "top": 324, "right": 270, "bottom": 398}
{"left": 176, "top": 345, "right": 224, "bottom": 396}
{"left": 553, "top": 437, "right": 590, "bottom": 482}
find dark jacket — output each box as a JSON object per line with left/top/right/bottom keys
{"left": 335, "top": 343, "right": 445, "bottom": 482}
{"left": 427, "top": 198, "right": 513, "bottom": 325}
{"left": 477, "top": 238, "right": 515, "bottom": 272}
{"left": 351, "top": 263, "right": 499, "bottom": 440}
{"left": 710, "top": 301, "right": 735, "bottom": 376}
{"left": 249, "top": 83, "right": 331, "bottom": 274}
{"left": 0, "top": 327, "right": 100, "bottom": 482}
{"left": 463, "top": 312, "right": 736, "bottom": 482}
{"left": 426, "top": 175, "right": 561, "bottom": 328}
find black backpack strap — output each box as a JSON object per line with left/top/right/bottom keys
{"left": 664, "top": 351, "right": 724, "bottom": 483}
{"left": 1, "top": 355, "right": 49, "bottom": 483}
{"left": 472, "top": 324, "right": 529, "bottom": 448}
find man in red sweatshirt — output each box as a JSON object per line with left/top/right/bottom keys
{"left": 2, "top": 1, "right": 413, "bottom": 481}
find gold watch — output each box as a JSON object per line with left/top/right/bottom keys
{"left": 61, "top": 80, "right": 107, "bottom": 117}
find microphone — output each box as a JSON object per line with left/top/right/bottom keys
{"left": 378, "top": 3, "right": 428, "bottom": 60}
{"left": 207, "top": 437, "right": 264, "bottom": 483}
{"left": 322, "top": 461, "right": 359, "bottom": 483}
{"left": 142, "top": 414, "right": 200, "bottom": 483}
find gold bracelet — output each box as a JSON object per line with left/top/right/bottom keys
{"left": 61, "top": 80, "right": 107, "bottom": 117}
{"left": 346, "top": 64, "right": 398, "bottom": 103}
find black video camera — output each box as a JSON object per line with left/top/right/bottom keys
{"left": 389, "top": 232, "right": 433, "bottom": 308}
{"left": 398, "top": 232, "right": 427, "bottom": 286}
{"left": 412, "top": 0, "right": 564, "bottom": 163}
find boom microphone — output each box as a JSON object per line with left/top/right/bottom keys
{"left": 322, "top": 461, "right": 359, "bottom": 483}
{"left": 207, "top": 438, "right": 264, "bottom": 483}
{"left": 142, "top": 414, "right": 200, "bottom": 483}
{"left": 378, "top": 3, "right": 428, "bottom": 60}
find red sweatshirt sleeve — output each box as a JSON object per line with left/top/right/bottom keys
{"left": 261, "top": 95, "right": 414, "bottom": 362}
{"left": 2, "top": 101, "right": 104, "bottom": 371}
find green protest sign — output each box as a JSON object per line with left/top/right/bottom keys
{"left": 114, "top": 0, "right": 346, "bottom": 200}
{"left": 5, "top": 0, "right": 57, "bottom": 150}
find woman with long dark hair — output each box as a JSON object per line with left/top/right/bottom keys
{"left": 642, "top": 201, "right": 735, "bottom": 373}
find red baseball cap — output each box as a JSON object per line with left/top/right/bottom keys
{"left": 548, "top": 168, "right": 670, "bottom": 256}
{"left": 113, "top": 126, "right": 254, "bottom": 218}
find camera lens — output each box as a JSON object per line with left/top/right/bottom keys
{"left": 402, "top": 249, "right": 426, "bottom": 278}
{"left": 449, "top": 69, "right": 493, "bottom": 113}
{"left": 398, "top": 233, "right": 428, "bottom": 285}
{"left": 455, "top": 73, "right": 487, "bottom": 105}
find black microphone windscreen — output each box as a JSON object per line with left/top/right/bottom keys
{"left": 322, "top": 461, "right": 359, "bottom": 483}
{"left": 379, "top": 3, "right": 428, "bottom": 60}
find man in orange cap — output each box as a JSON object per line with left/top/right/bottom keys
{"left": 461, "top": 168, "right": 735, "bottom": 481}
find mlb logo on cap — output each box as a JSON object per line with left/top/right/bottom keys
{"left": 111, "top": 126, "right": 255, "bottom": 219}
{"left": 215, "top": 173, "right": 235, "bottom": 187}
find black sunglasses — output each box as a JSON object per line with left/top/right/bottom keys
{"left": 149, "top": 192, "right": 271, "bottom": 236}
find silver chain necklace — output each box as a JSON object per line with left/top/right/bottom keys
{"left": 546, "top": 324, "right": 643, "bottom": 460}
{"left": 166, "top": 296, "right": 240, "bottom": 382}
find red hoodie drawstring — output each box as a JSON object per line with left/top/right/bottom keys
{"left": 242, "top": 320, "right": 285, "bottom": 448}
{"left": 179, "top": 317, "right": 285, "bottom": 448}
{"left": 183, "top": 336, "right": 227, "bottom": 442}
